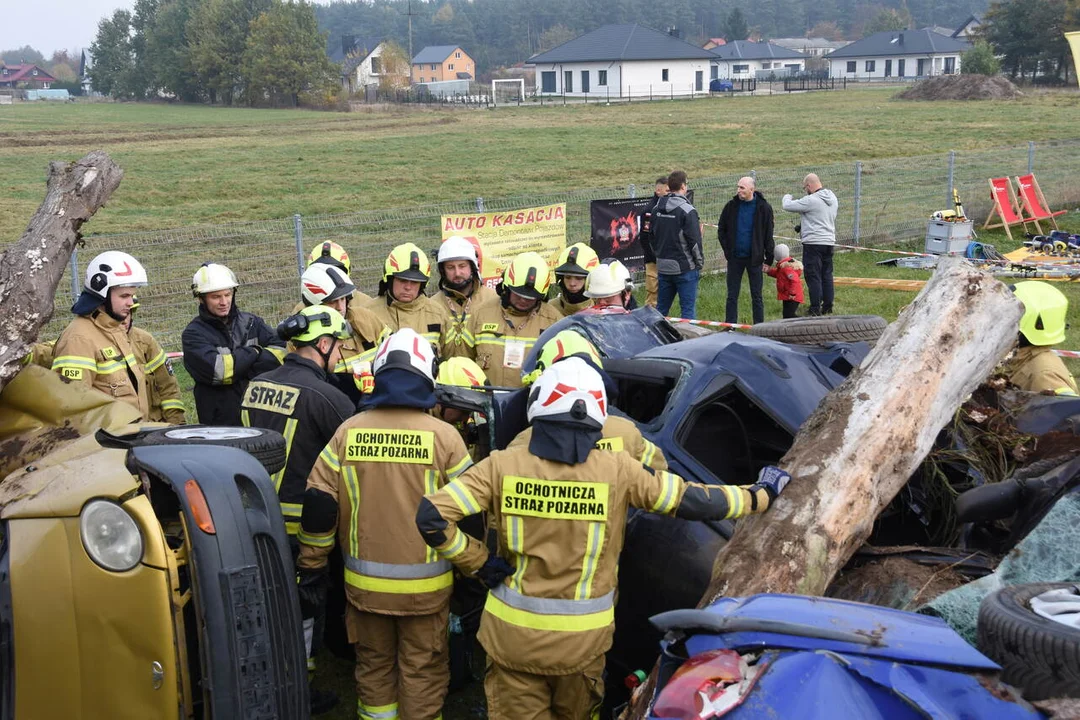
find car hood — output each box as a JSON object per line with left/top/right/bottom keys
{"left": 680, "top": 593, "right": 999, "bottom": 669}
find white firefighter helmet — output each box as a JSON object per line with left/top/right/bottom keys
{"left": 584, "top": 260, "right": 633, "bottom": 299}
{"left": 438, "top": 236, "right": 479, "bottom": 268}
{"left": 301, "top": 263, "right": 356, "bottom": 306}
{"left": 372, "top": 328, "right": 438, "bottom": 386}
{"left": 527, "top": 356, "right": 607, "bottom": 428}
{"left": 83, "top": 251, "right": 148, "bottom": 298}
{"left": 192, "top": 263, "right": 239, "bottom": 297}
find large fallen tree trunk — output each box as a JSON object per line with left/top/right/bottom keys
{"left": 0, "top": 151, "right": 123, "bottom": 393}
{"left": 626, "top": 257, "right": 1023, "bottom": 718}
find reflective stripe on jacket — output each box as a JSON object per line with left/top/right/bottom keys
{"left": 299, "top": 407, "right": 472, "bottom": 614}
{"left": 181, "top": 303, "right": 285, "bottom": 426}
{"left": 465, "top": 297, "right": 563, "bottom": 388}
{"left": 52, "top": 312, "right": 151, "bottom": 420}
{"left": 365, "top": 295, "right": 448, "bottom": 359}
{"left": 242, "top": 354, "right": 355, "bottom": 533}
{"left": 423, "top": 448, "right": 700, "bottom": 674}
{"left": 130, "top": 326, "right": 186, "bottom": 424}
{"left": 437, "top": 283, "right": 497, "bottom": 359}
{"left": 507, "top": 414, "right": 667, "bottom": 472}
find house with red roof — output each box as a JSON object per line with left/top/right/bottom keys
{"left": 0, "top": 63, "right": 56, "bottom": 89}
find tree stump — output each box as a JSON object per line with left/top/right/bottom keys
{"left": 0, "top": 151, "right": 123, "bottom": 393}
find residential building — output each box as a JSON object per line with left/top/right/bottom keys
{"left": 526, "top": 24, "right": 715, "bottom": 98}
{"left": 769, "top": 37, "right": 850, "bottom": 58}
{"left": 825, "top": 29, "right": 969, "bottom": 79}
{"left": 703, "top": 38, "right": 727, "bottom": 50}
{"left": 0, "top": 64, "right": 56, "bottom": 89}
{"left": 338, "top": 37, "right": 406, "bottom": 94}
{"left": 952, "top": 16, "right": 982, "bottom": 39}
{"left": 710, "top": 41, "right": 807, "bottom": 80}
{"left": 410, "top": 46, "right": 474, "bottom": 84}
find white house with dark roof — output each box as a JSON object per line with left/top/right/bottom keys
{"left": 709, "top": 41, "right": 807, "bottom": 80}
{"left": 526, "top": 24, "right": 716, "bottom": 98}
{"left": 825, "top": 29, "right": 970, "bottom": 79}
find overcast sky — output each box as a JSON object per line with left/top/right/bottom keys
{"left": 1, "top": 0, "right": 332, "bottom": 59}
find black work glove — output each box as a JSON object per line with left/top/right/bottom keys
{"left": 297, "top": 566, "right": 329, "bottom": 620}
{"left": 475, "top": 555, "right": 515, "bottom": 589}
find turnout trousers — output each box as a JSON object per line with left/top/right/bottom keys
{"left": 348, "top": 605, "right": 450, "bottom": 720}
{"left": 484, "top": 653, "right": 604, "bottom": 720}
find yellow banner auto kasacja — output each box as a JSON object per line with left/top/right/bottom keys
{"left": 441, "top": 203, "right": 567, "bottom": 284}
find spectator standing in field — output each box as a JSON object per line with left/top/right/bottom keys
{"left": 651, "top": 170, "right": 704, "bottom": 319}
{"left": 718, "top": 176, "right": 775, "bottom": 325}
{"left": 764, "top": 243, "right": 804, "bottom": 319}
{"left": 783, "top": 173, "right": 838, "bottom": 316}
{"left": 639, "top": 176, "right": 668, "bottom": 308}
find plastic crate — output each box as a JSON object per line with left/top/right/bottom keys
{"left": 925, "top": 220, "right": 973, "bottom": 255}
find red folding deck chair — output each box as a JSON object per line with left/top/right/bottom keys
{"left": 983, "top": 177, "right": 1030, "bottom": 241}
{"left": 1015, "top": 173, "right": 1067, "bottom": 233}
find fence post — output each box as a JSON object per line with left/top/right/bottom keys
{"left": 476, "top": 197, "right": 485, "bottom": 212}
{"left": 1028, "top": 141, "right": 1035, "bottom": 174}
{"left": 628, "top": 184, "right": 636, "bottom": 198}
{"left": 69, "top": 247, "right": 80, "bottom": 298}
{"left": 293, "top": 214, "right": 304, "bottom": 276}
{"left": 853, "top": 161, "right": 863, "bottom": 246}
{"left": 947, "top": 150, "right": 955, "bottom": 207}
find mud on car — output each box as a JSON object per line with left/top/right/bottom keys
{"left": 0, "top": 366, "right": 308, "bottom": 719}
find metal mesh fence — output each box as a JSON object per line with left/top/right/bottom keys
{"left": 40, "top": 139, "right": 1080, "bottom": 352}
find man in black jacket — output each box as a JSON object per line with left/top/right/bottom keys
{"left": 718, "top": 176, "right": 775, "bottom": 325}
{"left": 182, "top": 263, "right": 285, "bottom": 425}
{"left": 652, "top": 170, "right": 704, "bottom": 319}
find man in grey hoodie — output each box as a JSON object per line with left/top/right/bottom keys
{"left": 782, "top": 174, "right": 838, "bottom": 316}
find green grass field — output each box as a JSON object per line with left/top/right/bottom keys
{"left": 3, "top": 88, "right": 1080, "bottom": 242}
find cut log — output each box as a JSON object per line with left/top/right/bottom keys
{"left": 624, "top": 257, "right": 1023, "bottom": 718}
{"left": 0, "top": 151, "right": 123, "bottom": 393}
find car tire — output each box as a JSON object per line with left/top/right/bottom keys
{"left": 131, "top": 425, "right": 287, "bottom": 475}
{"left": 747, "top": 315, "right": 887, "bottom": 344}
{"left": 977, "top": 582, "right": 1080, "bottom": 700}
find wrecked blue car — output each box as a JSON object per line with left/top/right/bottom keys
{"left": 644, "top": 593, "right": 1042, "bottom": 719}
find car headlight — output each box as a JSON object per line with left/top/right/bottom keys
{"left": 80, "top": 499, "right": 143, "bottom": 572}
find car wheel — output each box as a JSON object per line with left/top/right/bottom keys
{"left": 130, "top": 425, "right": 287, "bottom": 475}
{"left": 747, "top": 315, "right": 887, "bottom": 344}
{"left": 977, "top": 582, "right": 1080, "bottom": 700}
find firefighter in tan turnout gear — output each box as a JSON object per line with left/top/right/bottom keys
{"left": 297, "top": 328, "right": 473, "bottom": 720}
{"left": 306, "top": 240, "right": 371, "bottom": 304}
{"left": 465, "top": 251, "right": 563, "bottom": 388}
{"left": 52, "top": 250, "right": 152, "bottom": 420}
{"left": 366, "top": 243, "right": 448, "bottom": 358}
{"left": 435, "top": 235, "right": 497, "bottom": 358}
{"left": 417, "top": 357, "right": 790, "bottom": 718}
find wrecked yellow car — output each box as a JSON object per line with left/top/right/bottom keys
{"left": 0, "top": 366, "right": 308, "bottom": 719}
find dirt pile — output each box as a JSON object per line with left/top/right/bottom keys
{"left": 895, "top": 74, "right": 1023, "bottom": 101}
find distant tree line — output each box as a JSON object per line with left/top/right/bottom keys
{"left": 87, "top": 0, "right": 337, "bottom": 105}
{"left": 313, "top": 0, "right": 990, "bottom": 76}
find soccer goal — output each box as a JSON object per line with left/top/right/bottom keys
{"left": 491, "top": 78, "right": 526, "bottom": 106}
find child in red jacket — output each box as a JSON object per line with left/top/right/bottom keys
{"left": 765, "top": 244, "right": 804, "bottom": 318}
